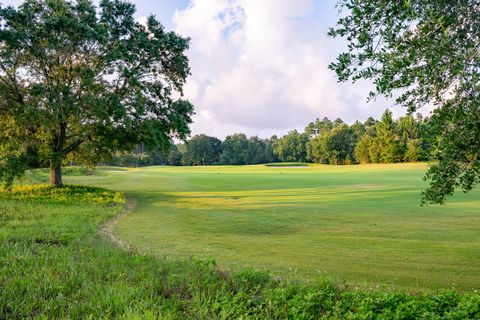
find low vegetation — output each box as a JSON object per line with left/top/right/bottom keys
{"left": 0, "top": 184, "right": 123, "bottom": 204}
{"left": 1, "top": 183, "right": 480, "bottom": 318}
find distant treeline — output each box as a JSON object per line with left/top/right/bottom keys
{"left": 104, "top": 110, "right": 433, "bottom": 167}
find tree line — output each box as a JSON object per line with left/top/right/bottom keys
{"left": 108, "top": 109, "right": 432, "bottom": 167}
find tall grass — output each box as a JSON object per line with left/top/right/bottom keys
{"left": 1, "top": 185, "right": 479, "bottom": 319}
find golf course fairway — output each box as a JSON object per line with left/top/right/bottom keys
{"left": 65, "top": 163, "right": 480, "bottom": 291}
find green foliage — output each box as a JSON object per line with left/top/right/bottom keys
{"left": 307, "top": 123, "right": 356, "bottom": 165}
{"left": 329, "top": 0, "right": 480, "bottom": 203}
{"left": 105, "top": 152, "right": 164, "bottom": 167}
{"left": 306, "top": 111, "right": 429, "bottom": 165}
{"left": 220, "top": 134, "right": 277, "bottom": 165}
{"left": 404, "top": 139, "right": 423, "bottom": 162}
{"left": 162, "top": 134, "right": 278, "bottom": 166}
{"left": 0, "top": 150, "right": 28, "bottom": 188}
{"left": 0, "top": 0, "right": 193, "bottom": 186}
{"left": 166, "top": 144, "right": 186, "bottom": 166}
{"left": 274, "top": 130, "right": 309, "bottom": 162}
{"left": 220, "top": 133, "right": 250, "bottom": 165}
{"left": 33, "top": 166, "right": 96, "bottom": 178}
{"left": 93, "top": 110, "right": 431, "bottom": 169}
{"left": 375, "top": 110, "right": 403, "bottom": 163}
{"left": 182, "top": 134, "right": 222, "bottom": 166}
{"left": 305, "top": 117, "right": 333, "bottom": 137}
{"left": 1, "top": 185, "right": 480, "bottom": 318}
{"left": 247, "top": 136, "right": 274, "bottom": 164}
{"left": 354, "top": 134, "right": 372, "bottom": 164}
{"left": 420, "top": 104, "right": 480, "bottom": 204}
{"left": 61, "top": 166, "right": 95, "bottom": 176}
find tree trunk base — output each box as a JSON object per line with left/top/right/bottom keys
{"left": 50, "top": 161, "right": 63, "bottom": 187}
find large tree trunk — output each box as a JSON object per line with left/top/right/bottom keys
{"left": 50, "top": 160, "right": 63, "bottom": 187}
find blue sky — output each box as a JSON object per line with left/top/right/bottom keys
{"left": 1, "top": 0, "right": 191, "bottom": 26}
{"left": 1, "top": 0, "right": 405, "bottom": 138}
{"left": 133, "top": 1, "right": 339, "bottom": 31}
{"left": 137, "top": 0, "right": 189, "bottom": 29}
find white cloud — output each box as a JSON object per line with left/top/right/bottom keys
{"left": 1, "top": 0, "right": 407, "bottom": 138}
{"left": 172, "top": 0, "right": 398, "bottom": 138}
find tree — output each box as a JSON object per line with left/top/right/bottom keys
{"left": 355, "top": 134, "right": 372, "bottom": 164}
{"left": 307, "top": 124, "right": 356, "bottom": 165}
{"left": 404, "top": 139, "right": 423, "bottom": 162}
{"left": 274, "top": 130, "right": 308, "bottom": 162}
{"left": 220, "top": 133, "right": 249, "bottom": 165}
{"left": 329, "top": 124, "right": 357, "bottom": 164}
{"left": 307, "top": 134, "right": 329, "bottom": 164}
{"left": 0, "top": 0, "right": 193, "bottom": 186}
{"left": 375, "top": 110, "right": 402, "bottom": 163}
{"left": 265, "top": 136, "right": 279, "bottom": 163}
{"left": 350, "top": 120, "right": 366, "bottom": 139}
{"left": 399, "top": 115, "right": 424, "bottom": 162}
{"left": 329, "top": 0, "right": 480, "bottom": 203}
{"left": 182, "top": 135, "right": 222, "bottom": 166}
{"left": 246, "top": 136, "right": 268, "bottom": 164}
{"left": 305, "top": 117, "right": 333, "bottom": 137}
{"left": 368, "top": 137, "right": 381, "bottom": 164}
{"left": 166, "top": 144, "right": 184, "bottom": 166}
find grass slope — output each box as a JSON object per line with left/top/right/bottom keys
{"left": 58, "top": 163, "right": 480, "bottom": 291}
{"left": 2, "top": 184, "right": 480, "bottom": 318}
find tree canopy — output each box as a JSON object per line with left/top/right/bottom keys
{"left": 274, "top": 130, "right": 309, "bottom": 163}
{"left": 109, "top": 110, "right": 430, "bottom": 169}
{"left": 181, "top": 134, "right": 222, "bottom": 166}
{"left": 0, "top": 0, "right": 194, "bottom": 186}
{"left": 329, "top": 0, "right": 480, "bottom": 204}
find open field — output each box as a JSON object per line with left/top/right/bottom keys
{"left": 58, "top": 163, "right": 480, "bottom": 292}
{"left": 3, "top": 165, "right": 480, "bottom": 318}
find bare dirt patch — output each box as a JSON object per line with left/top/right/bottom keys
{"left": 99, "top": 196, "right": 137, "bottom": 252}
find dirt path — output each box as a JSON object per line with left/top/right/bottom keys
{"left": 99, "top": 195, "right": 137, "bottom": 252}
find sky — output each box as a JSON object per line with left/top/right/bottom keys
{"left": 1, "top": 0, "right": 409, "bottom": 138}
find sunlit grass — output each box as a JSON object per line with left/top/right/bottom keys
{"left": 0, "top": 183, "right": 124, "bottom": 204}
{"left": 2, "top": 166, "right": 480, "bottom": 317}
{"left": 56, "top": 163, "right": 480, "bottom": 292}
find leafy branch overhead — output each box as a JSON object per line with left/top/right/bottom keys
{"left": 0, "top": 0, "right": 194, "bottom": 186}
{"left": 329, "top": 0, "right": 480, "bottom": 204}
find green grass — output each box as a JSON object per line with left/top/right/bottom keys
{"left": 264, "top": 162, "right": 310, "bottom": 167}
{"left": 2, "top": 182, "right": 480, "bottom": 318}
{"left": 54, "top": 163, "right": 480, "bottom": 292}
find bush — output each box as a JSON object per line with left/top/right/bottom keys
{"left": 62, "top": 166, "right": 96, "bottom": 176}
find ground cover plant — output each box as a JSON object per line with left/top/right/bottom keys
{"left": 1, "top": 174, "right": 480, "bottom": 319}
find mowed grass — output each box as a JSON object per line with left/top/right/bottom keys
{"left": 64, "top": 163, "right": 480, "bottom": 291}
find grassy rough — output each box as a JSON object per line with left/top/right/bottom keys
{"left": 0, "top": 184, "right": 124, "bottom": 204}
{"left": 1, "top": 183, "right": 480, "bottom": 318}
